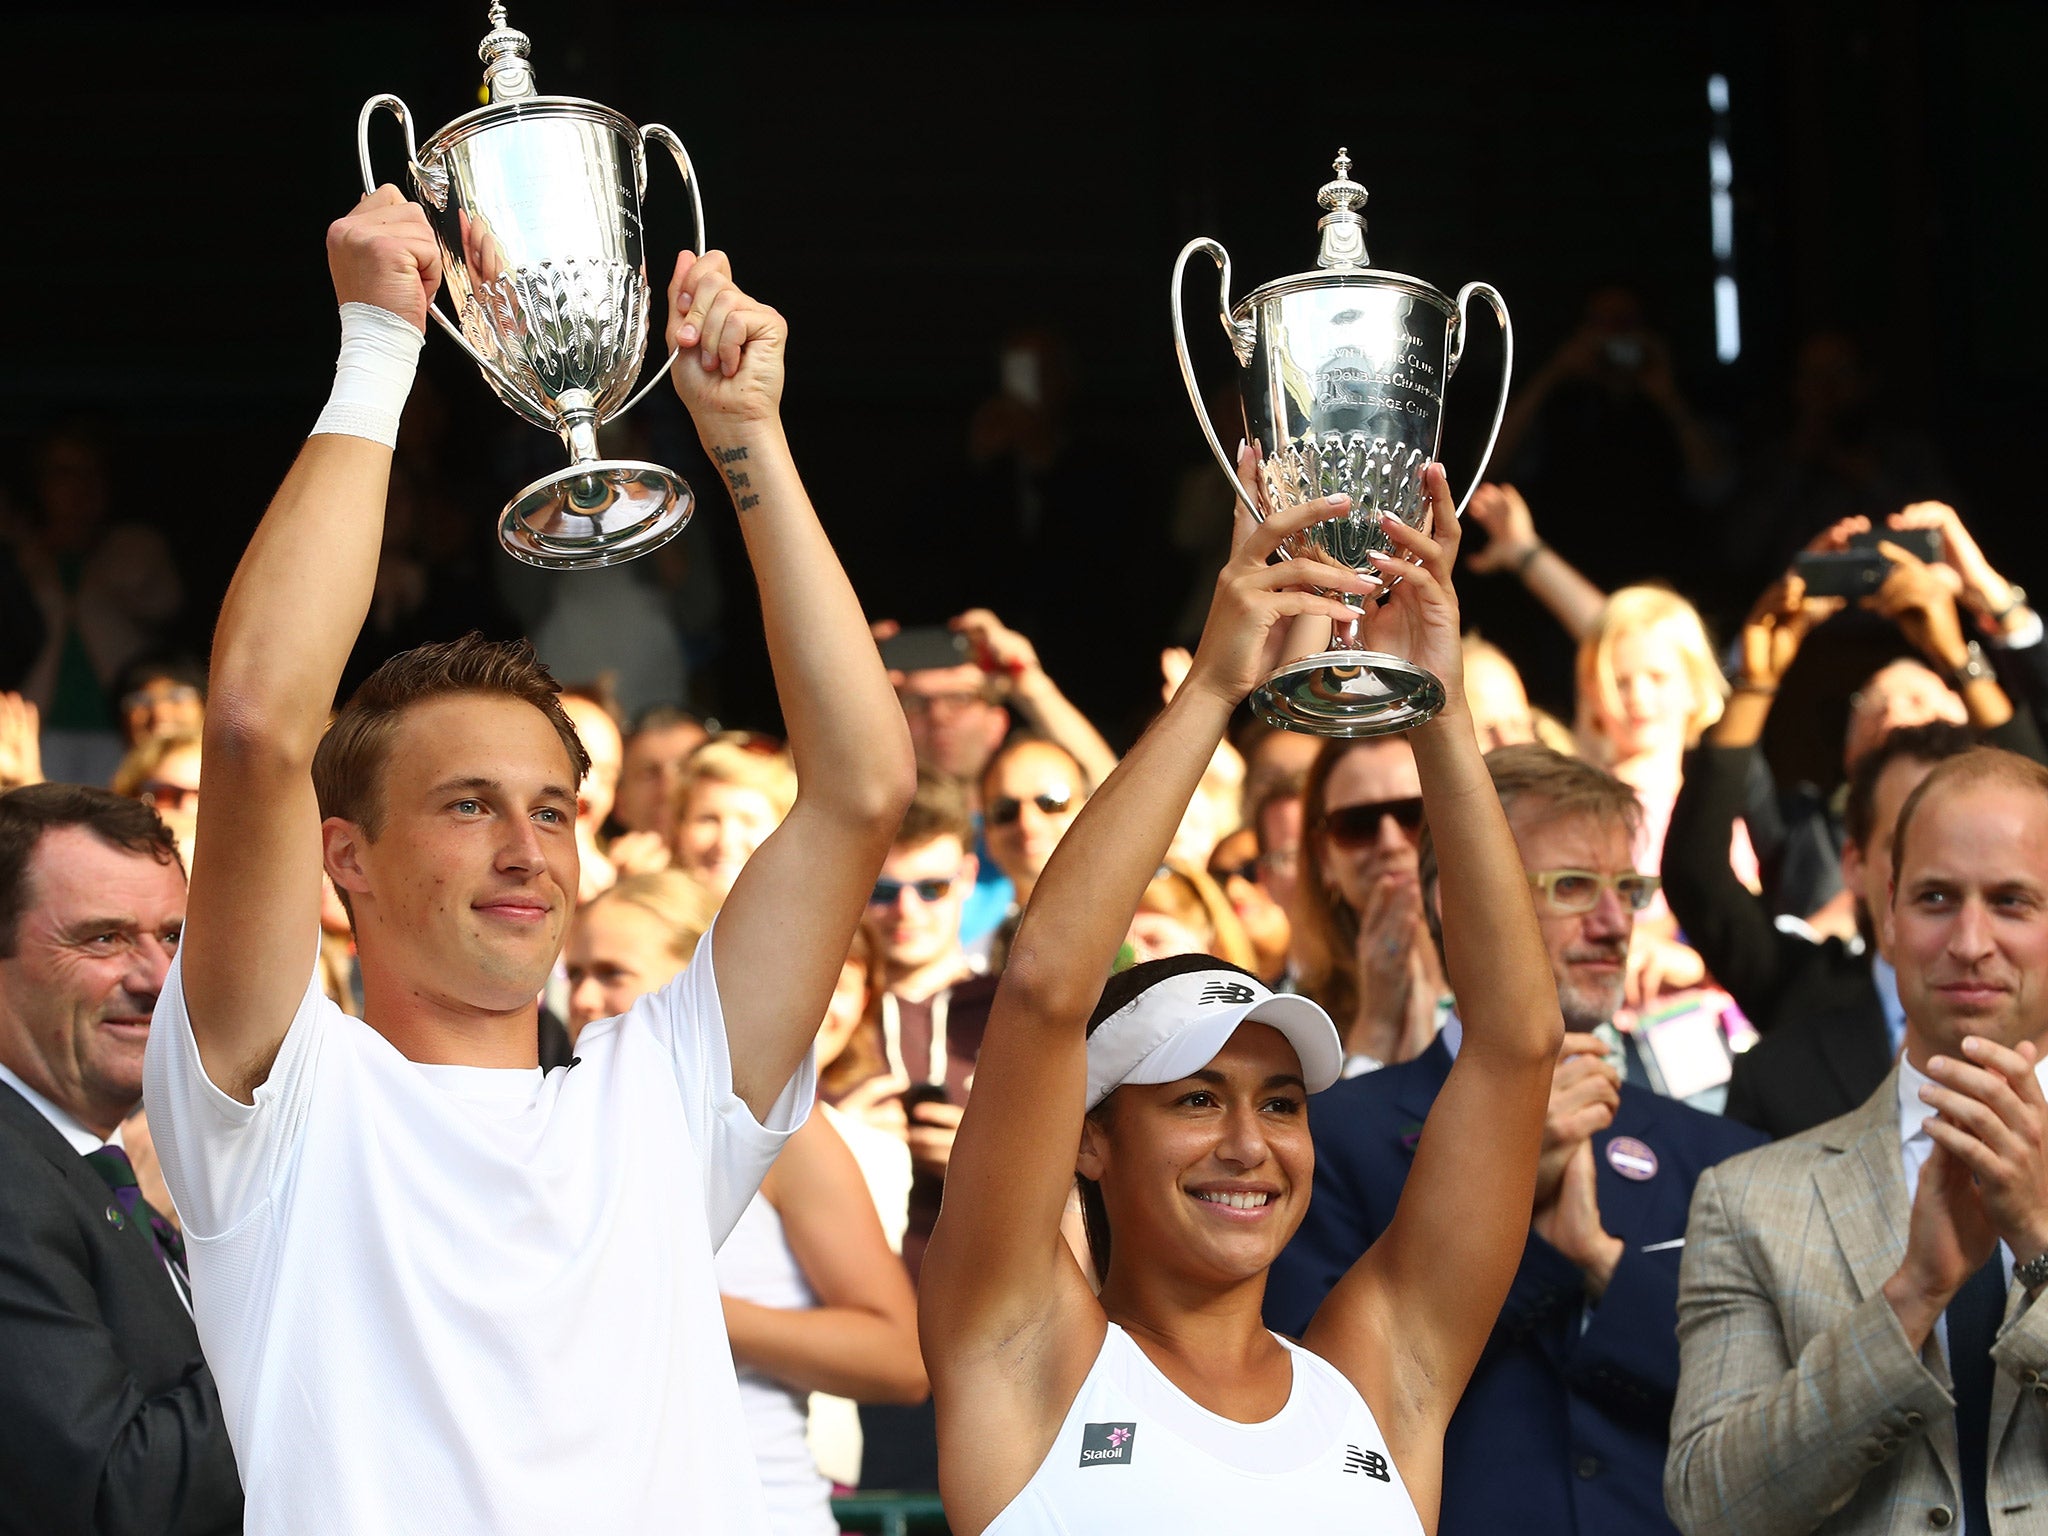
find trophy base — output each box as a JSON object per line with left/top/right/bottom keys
{"left": 1251, "top": 650, "right": 1447, "bottom": 738}
{"left": 499, "top": 461, "right": 694, "bottom": 570}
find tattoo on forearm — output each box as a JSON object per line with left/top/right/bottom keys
{"left": 712, "top": 444, "right": 759, "bottom": 511}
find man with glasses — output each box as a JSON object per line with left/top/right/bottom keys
{"left": 1271, "top": 744, "right": 1761, "bottom": 1536}
{"left": 978, "top": 735, "right": 1086, "bottom": 945}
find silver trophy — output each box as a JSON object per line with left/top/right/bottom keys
{"left": 1173, "top": 150, "right": 1513, "bottom": 735}
{"left": 357, "top": 4, "right": 705, "bottom": 568}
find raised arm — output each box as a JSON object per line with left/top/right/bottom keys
{"left": 183, "top": 189, "right": 439, "bottom": 1099}
{"left": 920, "top": 491, "right": 1366, "bottom": 1518}
{"left": 720, "top": 1112, "right": 926, "bottom": 1404}
{"left": 1302, "top": 472, "right": 1565, "bottom": 1475}
{"left": 661, "top": 254, "right": 918, "bottom": 1119}
{"left": 1464, "top": 482, "right": 1608, "bottom": 641}
{"left": 951, "top": 607, "right": 1118, "bottom": 790}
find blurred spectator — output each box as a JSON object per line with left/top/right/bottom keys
{"left": 113, "top": 656, "right": 206, "bottom": 749}
{"left": 533, "top": 566, "right": 689, "bottom": 722}
{"left": 1463, "top": 632, "right": 1578, "bottom": 756}
{"left": 1248, "top": 769, "right": 1305, "bottom": 934}
{"left": 0, "top": 783, "right": 242, "bottom": 1532}
{"left": 110, "top": 727, "right": 201, "bottom": 869}
{"left": 1206, "top": 826, "right": 1290, "bottom": 984}
{"left": 1291, "top": 737, "right": 1448, "bottom": 1072}
{"left": 338, "top": 464, "right": 520, "bottom": 701}
{"left": 560, "top": 689, "right": 627, "bottom": 904}
{"left": 978, "top": 736, "right": 1085, "bottom": 910}
{"left": 1492, "top": 287, "right": 1733, "bottom": 594}
{"left": 13, "top": 425, "right": 185, "bottom": 787}
{"left": 1725, "top": 331, "right": 1956, "bottom": 587}
{"left": 611, "top": 707, "right": 709, "bottom": 842}
{"left": 670, "top": 736, "right": 798, "bottom": 900}
{"left": 1270, "top": 745, "right": 1761, "bottom": 1536}
{"left": 563, "top": 871, "right": 717, "bottom": 1044}
{"left": 0, "top": 693, "right": 42, "bottom": 793}
{"left": 1238, "top": 721, "right": 1321, "bottom": 829}
{"left": 1575, "top": 586, "right": 1748, "bottom": 1004}
{"left": 1159, "top": 645, "right": 1246, "bottom": 870}
{"left": 1666, "top": 751, "right": 2048, "bottom": 1536}
{"left": 1125, "top": 859, "right": 1257, "bottom": 972}
{"left": 560, "top": 876, "right": 925, "bottom": 1536}
{"left": 951, "top": 609, "right": 1118, "bottom": 791}
{"left": 813, "top": 929, "right": 911, "bottom": 1252}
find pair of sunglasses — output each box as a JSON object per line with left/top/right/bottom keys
{"left": 987, "top": 788, "right": 1075, "bottom": 827}
{"left": 1320, "top": 797, "right": 1425, "bottom": 847}
{"left": 1528, "top": 869, "right": 1662, "bottom": 914}
{"left": 867, "top": 873, "right": 961, "bottom": 907}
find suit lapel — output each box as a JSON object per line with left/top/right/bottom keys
{"left": 0, "top": 1082, "right": 182, "bottom": 1306}
{"left": 1813, "top": 1067, "right": 1909, "bottom": 1305}
{"left": 1813, "top": 1069, "right": 1967, "bottom": 1489}
{"left": 1990, "top": 1258, "right": 2032, "bottom": 1464}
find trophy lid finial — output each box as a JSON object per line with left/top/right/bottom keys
{"left": 1315, "top": 147, "right": 1370, "bottom": 270}
{"left": 479, "top": 2, "right": 538, "bottom": 103}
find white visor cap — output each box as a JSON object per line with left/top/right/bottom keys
{"left": 1084, "top": 965, "right": 1343, "bottom": 1111}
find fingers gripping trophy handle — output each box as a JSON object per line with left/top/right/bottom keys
{"left": 1171, "top": 238, "right": 1258, "bottom": 518}
{"left": 355, "top": 93, "right": 548, "bottom": 416}
{"left": 612, "top": 123, "right": 708, "bottom": 422}
{"left": 1445, "top": 281, "right": 1514, "bottom": 520}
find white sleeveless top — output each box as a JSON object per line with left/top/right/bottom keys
{"left": 714, "top": 1193, "right": 836, "bottom": 1536}
{"left": 983, "top": 1322, "right": 1426, "bottom": 1536}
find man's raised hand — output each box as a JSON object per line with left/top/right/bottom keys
{"left": 665, "top": 251, "right": 785, "bottom": 428}
{"left": 326, "top": 185, "right": 442, "bottom": 335}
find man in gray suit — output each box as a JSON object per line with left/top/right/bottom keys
{"left": 1668, "top": 747, "right": 2048, "bottom": 1536}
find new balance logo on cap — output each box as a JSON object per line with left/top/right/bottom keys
{"left": 1343, "top": 1445, "right": 1390, "bottom": 1481}
{"left": 1079, "top": 1422, "right": 1136, "bottom": 1467}
{"left": 1199, "top": 981, "right": 1257, "bottom": 1006}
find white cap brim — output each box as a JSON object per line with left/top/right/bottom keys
{"left": 1085, "top": 969, "right": 1343, "bottom": 1109}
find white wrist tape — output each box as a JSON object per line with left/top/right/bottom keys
{"left": 310, "top": 302, "right": 425, "bottom": 449}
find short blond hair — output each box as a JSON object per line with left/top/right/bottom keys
{"left": 1575, "top": 586, "right": 1726, "bottom": 756}
{"left": 583, "top": 869, "right": 720, "bottom": 966}
{"left": 675, "top": 736, "right": 798, "bottom": 823}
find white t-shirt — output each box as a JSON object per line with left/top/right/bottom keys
{"left": 142, "top": 921, "right": 813, "bottom": 1536}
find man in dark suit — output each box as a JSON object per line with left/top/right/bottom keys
{"left": 1268, "top": 745, "right": 1762, "bottom": 1536}
{"left": 0, "top": 784, "right": 241, "bottom": 1534}
{"left": 1673, "top": 718, "right": 1978, "bottom": 1139}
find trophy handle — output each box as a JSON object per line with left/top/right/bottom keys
{"left": 355, "top": 93, "right": 551, "bottom": 418}
{"left": 1445, "top": 281, "right": 1515, "bottom": 520}
{"left": 610, "top": 123, "right": 709, "bottom": 423}
{"left": 1171, "top": 238, "right": 1256, "bottom": 516}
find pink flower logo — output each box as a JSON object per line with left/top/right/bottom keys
{"left": 1107, "top": 1426, "right": 1131, "bottom": 1449}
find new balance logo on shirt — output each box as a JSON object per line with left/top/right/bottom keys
{"left": 1343, "top": 1445, "right": 1390, "bottom": 1481}
{"left": 1199, "top": 981, "right": 1257, "bottom": 1006}
{"left": 1079, "top": 1422, "right": 1136, "bottom": 1467}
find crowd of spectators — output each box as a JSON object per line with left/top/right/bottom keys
{"left": 4, "top": 251, "right": 2047, "bottom": 1536}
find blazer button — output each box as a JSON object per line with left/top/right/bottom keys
{"left": 2026, "top": 1370, "right": 2042, "bottom": 1387}
{"left": 1929, "top": 1506, "right": 1954, "bottom": 1528}
{"left": 1575, "top": 1456, "right": 1601, "bottom": 1480}
{"left": 103, "top": 1205, "right": 124, "bottom": 1228}
{"left": 1903, "top": 1410, "right": 1925, "bottom": 1429}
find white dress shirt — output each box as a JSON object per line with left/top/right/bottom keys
{"left": 0, "top": 1059, "right": 119, "bottom": 1153}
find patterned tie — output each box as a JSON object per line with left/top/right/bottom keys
{"left": 1946, "top": 1250, "right": 2006, "bottom": 1536}
{"left": 83, "top": 1143, "right": 187, "bottom": 1277}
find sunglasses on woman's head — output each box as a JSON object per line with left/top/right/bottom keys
{"left": 986, "top": 789, "right": 1074, "bottom": 827}
{"left": 1320, "top": 797, "right": 1425, "bottom": 847}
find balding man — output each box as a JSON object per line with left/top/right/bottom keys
{"left": 0, "top": 785, "right": 240, "bottom": 1534}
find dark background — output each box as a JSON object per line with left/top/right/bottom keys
{"left": 5, "top": 0, "right": 2040, "bottom": 766}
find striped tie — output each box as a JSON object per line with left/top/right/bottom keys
{"left": 83, "top": 1143, "right": 187, "bottom": 1277}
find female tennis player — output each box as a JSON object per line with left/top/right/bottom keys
{"left": 920, "top": 464, "right": 1563, "bottom": 1535}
